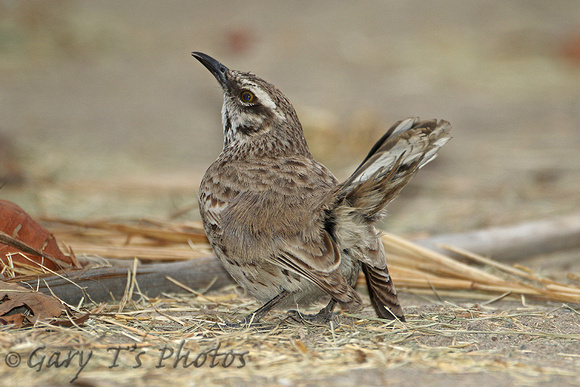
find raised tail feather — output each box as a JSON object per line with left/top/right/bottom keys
{"left": 339, "top": 118, "right": 451, "bottom": 220}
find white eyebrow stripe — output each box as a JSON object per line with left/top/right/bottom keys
{"left": 250, "top": 87, "right": 276, "bottom": 110}
{"left": 238, "top": 79, "right": 286, "bottom": 121}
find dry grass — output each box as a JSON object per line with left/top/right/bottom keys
{"left": 39, "top": 218, "right": 580, "bottom": 305}
{"left": 0, "top": 292, "right": 578, "bottom": 385}
{"left": 1, "top": 218, "right": 579, "bottom": 385}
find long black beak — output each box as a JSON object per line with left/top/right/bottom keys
{"left": 192, "top": 52, "right": 230, "bottom": 89}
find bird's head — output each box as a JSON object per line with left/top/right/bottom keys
{"left": 192, "top": 52, "right": 310, "bottom": 156}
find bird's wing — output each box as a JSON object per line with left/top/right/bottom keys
{"left": 199, "top": 191, "right": 225, "bottom": 232}
{"left": 266, "top": 231, "right": 362, "bottom": 310}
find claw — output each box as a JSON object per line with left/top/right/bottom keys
{"left": 287, "top": 300, "right": 337, "bottom": 324}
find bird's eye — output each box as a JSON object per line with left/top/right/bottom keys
{"left": 240, "top": 91, "right": 255, "bottom": 103}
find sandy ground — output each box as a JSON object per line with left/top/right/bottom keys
{"left": 1, "top": 1, "right": 579, "bottom": 385}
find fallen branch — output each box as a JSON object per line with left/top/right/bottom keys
{"left": 414, "top": 211, "right": 580, "bottom": 261}
{"left": 15, "top": 257, "right": 231, "bottom": 306}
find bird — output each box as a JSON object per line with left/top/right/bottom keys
{"left": 192, "top": 52, "right": 451, "bottom": 326}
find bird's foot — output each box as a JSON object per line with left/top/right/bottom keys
{"left": 287, "top": 299, "right": 337, "bottom": 324}
{"left": 214, "top": 290, "right": 291, "bottom": 328}
{"left": 287, "top": 306, "right": 335, "bottom": 324}
{"left": 214, "top": 314, "right": 263, "bottom": 328}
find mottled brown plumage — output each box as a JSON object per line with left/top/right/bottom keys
{"left": 192, "top": 52, "right": 451, "bottom": 325}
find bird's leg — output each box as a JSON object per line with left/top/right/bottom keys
{"left": 222, "top": 290, "right": 290, "bottom": 328}
{"left": 288, "top": 299, "right": 337, "bottom": 324}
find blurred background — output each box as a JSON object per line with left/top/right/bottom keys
{"left": 1, "top": 0, "right": 579, "bottom": 243}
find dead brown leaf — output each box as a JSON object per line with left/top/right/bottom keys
{"left": 0, "top": 281, "right": 67, "bottom": 327}
{"left": 0, "top": 200, "right": 81, "bottom": 275}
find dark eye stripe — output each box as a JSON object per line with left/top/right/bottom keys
{"left": 238, "top": 124, "right": 259, "bottom": 135}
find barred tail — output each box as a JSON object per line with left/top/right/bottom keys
{"left": 339, "top": 118, "right": 451, "bottom": 220}
{"left": 362, "top": 263, "right": 405, "bottom": 321}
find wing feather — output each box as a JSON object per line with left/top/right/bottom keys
{"left": 267, "top": 231, "right": 362, "bottom": 309}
